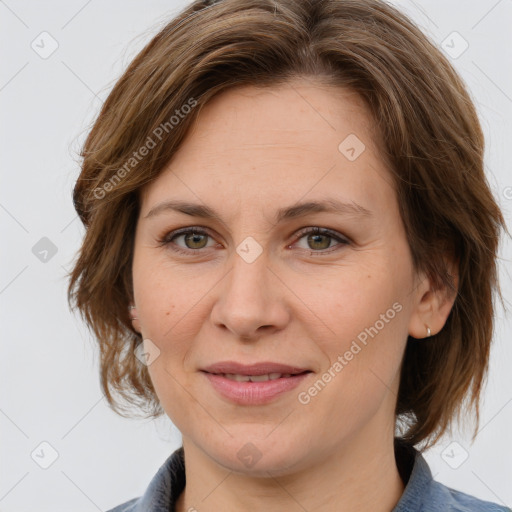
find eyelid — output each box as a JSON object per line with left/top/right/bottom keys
{"left": 292, "top": 226, "right": 351, "bottom": 244}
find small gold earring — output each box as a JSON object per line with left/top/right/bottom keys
{"left": 426, "top": 325, "right": 431, "bottom": 338}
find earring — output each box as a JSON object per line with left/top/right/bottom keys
{"left": 129, "top": 305, "right": 138, "bottom": 321}
{"left": 425, "top": 325, "right": 431, "bottom": 338}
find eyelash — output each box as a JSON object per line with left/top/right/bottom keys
{"left": 157, "top": 226, "right": 350, "bottom": 256}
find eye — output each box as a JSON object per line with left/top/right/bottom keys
{"left": 292, "top": 227, "right": 349, "bottom": 253}
{"left": 158, "top": 227, "right": 219, "bottom": 254}
{"left": 158, "top": 226, "right": 350, "bottom": 256}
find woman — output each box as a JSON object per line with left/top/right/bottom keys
{"left": 68, "top": 0, "right": 509, "bottom": 510}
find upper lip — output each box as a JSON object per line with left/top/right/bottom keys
{"left": 201, "top": 361, "right": 311, "bottom": 376}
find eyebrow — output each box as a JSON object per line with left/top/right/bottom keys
{"left": 144, "top": 198, "right": 372, "bottom": 223}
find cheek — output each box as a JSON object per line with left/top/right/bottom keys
{"left": 147, "top": 360, "right": 201, "bottom": 436}
{"left": 132, "top": 253, "right": 204, "bottom": 339}
{"left": 296, "top": 301, "right": 407, "bottom": 441}
{"left": 295, "top": 263, "right": 407, "bottom": 345}
{"left": 294, "top": 260, "right": 410, "bottom": 404}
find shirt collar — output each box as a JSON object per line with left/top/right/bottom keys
{"left": 392, "top": 440, "right": 436, "bottom": 511}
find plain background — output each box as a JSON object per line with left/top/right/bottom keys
{"left": 1, "top": 1, "right": 511, "bottom": 511}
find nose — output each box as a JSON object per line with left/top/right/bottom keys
{"left": 210, "top": 249, "right": 290, "bottom": 341}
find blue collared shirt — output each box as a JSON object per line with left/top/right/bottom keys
{"left": 107, "top": 443, "right": 510, "bottom": 511}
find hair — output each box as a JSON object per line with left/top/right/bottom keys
{"left": 68, "top": 0, "right": 506, "bottom": 448}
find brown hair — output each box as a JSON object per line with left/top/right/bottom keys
{"left": 68, "top": 0, "right": 506, "bottom": 447}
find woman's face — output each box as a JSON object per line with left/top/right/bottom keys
{"left": 132, "top": 79, "right": 428, "bottom": 475}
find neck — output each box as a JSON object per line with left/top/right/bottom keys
{"left": 175, "top": 431, "right": 405, "bottom": 512}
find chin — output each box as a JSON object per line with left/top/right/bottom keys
{"left": 205, "top": 434, "right": 310, "bottom": 477}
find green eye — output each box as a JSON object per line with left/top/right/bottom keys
{"left": 294, "top": 227, "right": 349, "bottom": 253}
{"left": 160, "top": 226, "right": 349, "bottom": 256}
{"left": 183, "top": 232, "right": 209, "bottom": 249}
{"left": 306, "top": 233, "right": 333, "bottom": 250}
{"left": 160, "top": 227, "right": 216, "bottom": 254}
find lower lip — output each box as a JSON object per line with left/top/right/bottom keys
{"left": 202, "top": 372, "right": 311, "bottom": 405}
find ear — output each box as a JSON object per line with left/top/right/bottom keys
{"left": 408, "top": 258, "right": 458, "bottom": 339}
{"left": 129, "top": 304, "right": 142, "bottom": 334}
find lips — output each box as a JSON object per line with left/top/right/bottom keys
{"left": 201, "top": 361, "right": 310, "bottom": 376}
{"left": 201, "top": 361, "right": 312, "bottom": 405}
{"left": 222, "top": 373, "right": 293, "bottom": 382}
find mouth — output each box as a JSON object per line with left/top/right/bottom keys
{"left": 200, "top": 361, "right": 312, "bottom": 405}
{"left": 210, "top": 372, "right": 306, "bottom": 382}
{"left": 201, "top": 361, "right": 311, "bottom": 376}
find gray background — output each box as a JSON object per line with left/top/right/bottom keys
{"left": 1, "top": 1, "right": 511, "bottom": 510}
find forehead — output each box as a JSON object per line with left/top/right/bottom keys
{"left": 140, "top": 79, "right": 394, "bottom": 217}
{"left": 180, "top": 80, "right": 377, "bottom": 155}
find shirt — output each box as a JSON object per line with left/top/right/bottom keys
{"left": 107, "top": 441, "right": 510, "bottom": 512}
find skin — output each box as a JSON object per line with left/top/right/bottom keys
{"left": 130, "top": 78, "right": 456, "bottom": 511}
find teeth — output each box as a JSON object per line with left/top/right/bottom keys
{"left": 222, "top": 373, "right": 291, "bottom": 382}
{"left": 249, "top": 374, "right": 270, "bottom": 382}
{"left": 224, "top": 374, "right": 251, "bottom": 382}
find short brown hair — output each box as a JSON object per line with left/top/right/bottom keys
{"left": 68, "top": 0, "right": 506, "bottom": 447}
